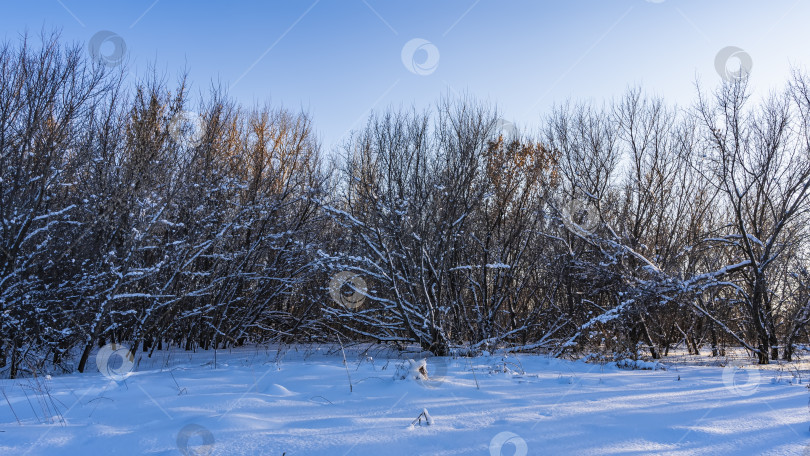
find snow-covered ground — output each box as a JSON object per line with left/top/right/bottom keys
{"left": 1, "top": 345, "right": 809, "bottom": 455}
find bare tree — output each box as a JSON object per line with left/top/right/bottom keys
{"left": 695, "top": 73, "right": 810, "bottom": 363}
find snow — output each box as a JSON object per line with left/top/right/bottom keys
{"left": 0, "top": 346, "right": 808, "bottom": 455}
{"left": 616, "top": 358, "right": 666, "bottom": 371}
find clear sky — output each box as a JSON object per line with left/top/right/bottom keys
{"left": 3, "top": 1, "right": 809, "bottom": 151}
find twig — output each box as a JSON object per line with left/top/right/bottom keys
{"left": 336, "top": 334, "right": 353, "bottom": 393}
{"left": 169, "top": 370, "right": 187, "bottom": 395}
{"left": 1, "top": 388, "right": 21, "bottom": 425}
{"left": 468, "top": 358, "right": 480, "bottom": 390}
{"left": 411, "top": 408, "right": 433, "bottom": 426}
{"left": 309, "top": 395, "right": 333, "bottom": 405}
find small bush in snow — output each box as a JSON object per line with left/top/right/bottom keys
{"left": 395, "top": 359, "right": 429, "bottom": 381}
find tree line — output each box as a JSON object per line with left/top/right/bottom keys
{"left": 3, "top": 34, "right": 810, "bottom": 377}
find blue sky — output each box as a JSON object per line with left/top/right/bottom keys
{"left": 3, "top": 1, "right": 809, "bottom": 151}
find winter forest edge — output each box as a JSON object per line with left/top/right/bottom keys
{"left": 7, "top": 32, "right": 810, "bottom": 381}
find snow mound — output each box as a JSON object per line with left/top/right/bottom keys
{"left": 264, "top": 383, "right": 296, "bottom": 396}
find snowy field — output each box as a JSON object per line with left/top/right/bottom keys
{"left": 1, "top": 346, "right": 809, "bottom": 455}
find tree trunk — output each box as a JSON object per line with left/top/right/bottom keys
{"left": 77, "top": 341, "right": 94, "bottom": 373}
{"left": 710, "top": 321, "right": 719, "bottom": 357}
{"left": 753, "top": 277, "right": 771, "bottom": 364}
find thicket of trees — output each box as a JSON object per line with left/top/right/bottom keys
{"left": 3, "top": 34, "right": 810, "bottom": 377}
